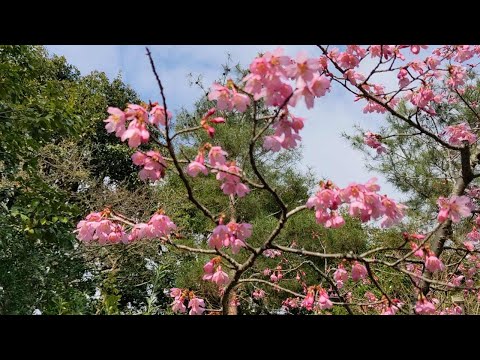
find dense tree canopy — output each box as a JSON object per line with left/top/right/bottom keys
{"left": 3, "top": 45, "right": 480, "bottom": 315}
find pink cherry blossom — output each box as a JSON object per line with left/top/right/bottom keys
{"left": 289, "top": 79, "right": 315, "bottom": 109}
{"left": 270, "top": 273, "right": 278, "bottom": 283}
{"left": 453, "top": 45, "right": 474, "bottom": 62}
{"left": 263, "top": 249, "right": 282, "bottom": 258}
{"left": 243, "top": 73, "right": 265, "bottom": 100}
{"left": 171, "top": 298, "right": 187, "bottom": 313}
{"left": 253, "top": 289, "right": 266, "bottom": 300}
{"left": 287, "top": 51, "right": 320, "bottom": 82}
{"left": 121, "top": 119, "right": 150, "bottom": 148}
{"left": 104, "top": 107, "right": 126, "bottom": 137}
{"left": 451, "top": 275, "right": 464, "bottom": 287}
{"left": 346, "top": 45, "right": 367, "bottom": 59}
{"left": 364, "top": 291, "right": 377, "bottom": 304}
{"left": 316, "top": 288, "right": 333, "bottom": 310}
{"left": 362, "top": 99, "right": 388, "bottom": 114}
{"left": 381, "top": 301, "right": 402, "bottom": 315}
{"left": 264, "top": 48, "right": 291, "bottom": 72}
{"left": 410, "top": 86, "right": 436, "bottom": 110}
{"left": 132, "top": 150, "right": 166, "bottom": 181}
{"left": 235, "top": 222, "right": 253, "bottom": 240}
{"left": 380, "top": 196, "right": 406, "bottom": 228}
{"left": 248, "top": 56, "right": 270, "bottom": 77}
{"left": 365, "top": 178, "right": 381, "bottom": 192}
{"left": 325, "top": 212, "right": 345, "bottom": 228}
{"left": 307, "top": 179, "right": 404, "bottom": 228}
{"left": 380, "top": 45, "right": 396, "bottom": 60}
{"left": 208, "top": 223, "right": 229, "bottom": 249}
{"left": 425, "top": 252, "right": 445, "bottom": 273}
{"left": 149, "top": 104, "right": 172, "bottom": 127}
{"left": 188, "top": 297, "right": 205, "bottom": 315}
{"left": 208, "top": 146, "right": 228, "bottom": 167}
{"left": 425, "top": 56, "right": 440, "bottom": 70}
{"left": 444, "top": 123, "right": 477, "bottom": 146}
{"left": 125, "top": 104, "right": 148, "bottom": 122}
{"left": 301, "top": 289, "right": 315, "bottom": 310}
{"left": 200, "top": 108, "right": 226, "bottom": 138}
{"left": 128, "top": 223, "right": 150, "bottom": 242}
{"left": 106, "top": 225, "right": 129, "bottom": 244}
{"left": 208, "top": 83, "right": 233, "bottom": 111}
{"left": 309, "top": 74, "right": 331, "bottom": 97}
{"left": 215, "top": 163, "right": 251, "bottom": 197}
{"left": 344, "top": 69, "right": 365, "bottom": 85}
{"left": 264, "top": 111, "right": 305, "bottom": 152}
{"left": 223, "top": 221, "right": 253, "bottom": 253}
{"left": 439, "top": 305, "right": 463, "bottom": 315}
{"left": 437, "top": 195, "right": 473, "bottom": 223}
{"left": 211, "top": 266, "right": 229, "bottom": 286}
{"left": 364, "top": 132, "right": 386, "bottom": 154}
{"left": 202, "top": 259, "right": 216, "bottom": 281}
{"left": 337, "top": 51, "right": 360, "bottom": 69}
{"left": 415, "top": 298, "right": 436, "bottom": 315}
{"left": 231, "top": 88, "right": 250, "bottom": 112}
{"left": 447, "top": 65, "right": 467, "bottom": 88}
{"left": 208, "top": 82, "right": 250, "bottom": 113}
{"left": 369, "top": 45, "right": 382, "bottom": 58}
{"left": 467, "top": 227, "right": 480, "bottom": 242}
{"left": 410, "top": 242, "right": 425, "bottom": 258}
{"left": 125, "top": 212, "right": 176, "bottom": 243}
{"left": 75, "top": 211, "right": 126, "bottom": 245}
{"left": 148, "top": 212, "right": 177, "bottom": 238}
{"left": 283, "top": 297, "right": 301, "bottom": 310}
{"left": 351, "top": 261, "right": 368, "bottom": 281}
{"left": 186, "top": 153, "right": 208, "bottom": 177}
{"left": 333, "top": 264, "right": 348, "bottom": 288}
{"left": 466, "top": 186, "right": 480, "bottom": 199}
{"left": 169, "top": 288, "right": 182, "bottom": 298}
{"left": 410, "top": 45, "right": 428, "bottom": 55}
{"left": 289, "top": 74, "right": 330, "bottom": 109}
{"left": 464, "top": 241, "right": 475, "bottom": 251}
{"left": 397, "top": 68, "right": 410, "bottom": 88}
{"left": 75, "top": 218, "right": 100, "bottom": 243}
{"left": 94, "top": 220, "right": 116, "bottom": 245}
{"left": 265, "top": 82, "right": 293, "bottom": 107}
{"left": 409, "top": 60, "right": 426, "bottom": 74}
{"left": 308, "top": 186, "right": 341, "bottom": 210}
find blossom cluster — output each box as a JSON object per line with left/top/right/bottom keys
{"left": 306, "top": 178, "right": 406, "bottom": 228}
{"left": 169, "top": 288, "right": 205, "bottom": 315}
{"left": 208, "top": 220, "right": 253, "bottom": 254}
{"left": 202, "top": 257, "right": 229, "bottom": 286}
{"left": 186, "top": 145, "right": 251, "bottom": 197}
{"left": 75, "top": 209, "right": 177, "bottom": 244}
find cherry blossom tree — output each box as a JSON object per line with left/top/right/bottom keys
{"left": 76, "top": 45, "right": 480, "bottom": 315}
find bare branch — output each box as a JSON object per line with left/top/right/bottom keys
{"left": 146, "top": 47, "right": 217, "bottom": 224}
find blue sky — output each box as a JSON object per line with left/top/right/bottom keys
{"left": 46, "top": 45, "right": 403, "bottom": 199}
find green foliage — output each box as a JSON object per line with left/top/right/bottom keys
{"left": 0, "top": 45, "right": 147, "bottom": 314}
{"left": 1, "top": 47, "right": 424, "bottom": 315}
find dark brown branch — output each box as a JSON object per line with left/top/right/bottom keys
{"left": 146, "top": 47, "right": 217, "bottom": 225}
{"left": 454, "top": 88, "right": 480, "bottom": 122}
{"left": 317, "top": 45, "right": 462, "bottom": 151}
{"left": 303, "top": 260, "right": 354, "bottom": 315}
{"left": 238, "top": 278, "right": 305, "bottom": 299}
